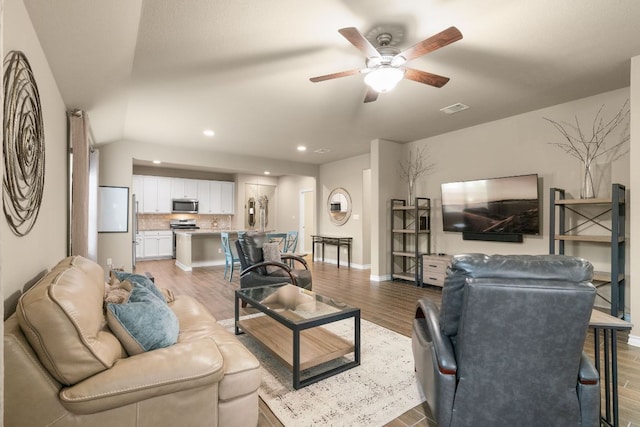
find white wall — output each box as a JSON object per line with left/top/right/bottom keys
{"left": 2, "top": 0, "right": 68, "bottom": 317}
{"left": 275, "top": 175, "right": 316, "bottom": 236}
{"left": 318, "top": 153, "right": 370, "bottom": 267}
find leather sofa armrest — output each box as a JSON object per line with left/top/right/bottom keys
{"left": 240, "top": 261, "right": 298, "bottom": 286}
{"left": 59, "top": 337, "right": 225, "bottom": 414}
{"left": 280, "top": 254, "right": 309, "bottom": 270}
{"left": 416, "top": 298, "right": 457, "bottom": 375}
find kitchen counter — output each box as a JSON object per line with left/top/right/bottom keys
{"left": 175, "top": 230, "right": 244, "bottom": 272}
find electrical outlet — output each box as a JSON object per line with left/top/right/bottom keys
{"left": 218, "top": 248, "right": 222, "bottom": 253}
{"left": 106, "top": 258, "right": 113, "bottom": 266}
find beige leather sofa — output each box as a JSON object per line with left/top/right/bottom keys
{"left": 4, "top": 256, "right": 261, "bottom": 426}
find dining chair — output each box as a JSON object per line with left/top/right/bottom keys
{"left": 283, "top": 230, "right": 299, "bottom": 254}
{"left": 220, "top": 232, "right": 240, "bottom": 281}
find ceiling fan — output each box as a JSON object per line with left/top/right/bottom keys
{"left": 310, "top": 26, "right": 462, "bottom": 103}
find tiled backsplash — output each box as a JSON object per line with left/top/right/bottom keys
{"left": 137, "top": 213, "right": 235, "bottom": 231}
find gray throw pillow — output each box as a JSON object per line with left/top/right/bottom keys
{"left": 262, "top": 242, "right": 282, "bottom": 274}
{"left": 106, "top": 282, "right": 179, "bottom": 356}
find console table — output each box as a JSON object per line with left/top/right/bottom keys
{"left": 589, "top": 309, "right": 632, "bottom": 427}
{"left": 311, "top": 235, "right": 352, "bottom": 268}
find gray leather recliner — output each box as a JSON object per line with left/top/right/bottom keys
{"left": 412, "top": 253, "right": 600, "bottom": 427}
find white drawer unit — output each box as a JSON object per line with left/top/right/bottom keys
{"left": 143, "top": 230, "right": 173, "bottom": 259}
{"left": 422, "top": 254, "right": 452, "bottom": 287}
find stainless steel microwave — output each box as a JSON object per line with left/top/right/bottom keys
{"left": 172, "top": 199, "right": 199, "bottom": 214}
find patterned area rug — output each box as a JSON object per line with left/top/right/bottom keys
{"left": 219, "top": 316, "right": 426, "bottom": 426}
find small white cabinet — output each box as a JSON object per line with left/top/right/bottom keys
{"left": 143, "top": 231, "right": 173, "bottom": 258}
{"left": 142, "top": 176, "right": 171, "bottom": 213}
{"left": 171, "top": 178, "right": 198, "bottom": 200}
{"left": 197, "top": 180, "right": 234, "bottom": 214}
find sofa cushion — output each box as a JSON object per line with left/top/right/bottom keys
{"left": 17, "top": 256, "right": 126, "bottom": 386}
{"left": 106, "top": 281, "right": 180, "bottom": 355}
{"left": 439, "top": 253, "right": 594, "bottom": 338}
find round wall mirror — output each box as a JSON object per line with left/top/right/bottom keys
{"left": 327, "top": 187, "right": 352, "bottom": 226}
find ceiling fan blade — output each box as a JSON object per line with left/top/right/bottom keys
{"left": 396, "top": 26, "right": 462, "bottom": 62}
{"left": 338, "top": 27, "right": 382, "bottom": 59}
{"left": 404, "top": 68, "right": 450, "bottom": 88}
{"left": 364, "top": 89, "right": 379, "bottom": 103}
{"left": 309, "top": 68, "right": 362, "bottom": 83}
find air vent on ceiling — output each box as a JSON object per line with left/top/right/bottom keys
{"left": 314, "top": 148, "right": 331, "bottom": 154}
{"left": 440, "top": 103, "right": 470, "bottom": 115}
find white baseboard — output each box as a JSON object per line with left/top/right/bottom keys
{"left": 310, "top": 257, "right": 368, "bottom": 270}
{"left": 628, "top": 334, "right": 640, "bottom": 348}
{"left": 370, "top": 274, "right": 392, "bottom": 282}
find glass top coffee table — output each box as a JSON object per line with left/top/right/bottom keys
{"left": 235, "top": 283, "right": 360, "bottom": 389}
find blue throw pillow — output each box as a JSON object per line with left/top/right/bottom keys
{"left": 106, "top": 282, "right": 179, "bottom": 356}
{"left": 111, "top": 271, "right": 166, "bottom": 303}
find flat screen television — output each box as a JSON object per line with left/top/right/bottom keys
{"left": 441, "top": 173, "right": 540, "bottom": 235}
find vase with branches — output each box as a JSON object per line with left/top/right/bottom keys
{"left": 399, "top": 146, "right": 435, "bottom": 205}
{"left": 544, "top": 100, "right": 629, "bottom": 198}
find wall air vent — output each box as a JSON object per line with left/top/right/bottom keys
{"left": 440, "top": 103, "right": 470, "bottom": 115}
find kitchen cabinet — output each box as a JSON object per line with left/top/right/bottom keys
{"left": 171, "top": 178, "right": 198, "bottom": 200}
{"left": 197, "top": 180, "right": 235, "bottom": 214}
{"left": 132, "top": 175, "right": 144, "bottom": 211}
{"left": 143, "top": 231, "right": 173, "bottom": 258}
{"left": 142, "top": 176, "right": 171, "bottom": 213}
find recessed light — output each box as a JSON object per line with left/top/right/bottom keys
{"left": 152, "top": 160, "right": 162, "bottom": 164}
{"left": 297, "top": 145, "right": 307, "bottom": 152}
{"left": 264, "top": 171, "right": 271, "bottom": 175}
{"left": 203, "top": 129, "right": 215, "bottom": 137}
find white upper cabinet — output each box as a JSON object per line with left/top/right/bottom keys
{"left": 142, "top": 176, "right": 172, "bottom": 213}
{"left": 134, "top": 175, "right": 234, "bottom": 215}
{"left": 219, "top": 182, "right": 235, "bottom": 214}
{"left": 171, "top": 178, "right": 198, "bottom": 200}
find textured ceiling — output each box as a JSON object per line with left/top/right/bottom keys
{"left": 24, "top": 0, "right": 640, "bottom": 169}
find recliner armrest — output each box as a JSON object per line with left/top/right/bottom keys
{"left": 578, "top": 352, "right": 599, "bottom": 385}
{"left": 59, "top": 337, "right": 225, "bottom": 414}
{"left": 416, "top": 298, "right": 457, "bottom": 375}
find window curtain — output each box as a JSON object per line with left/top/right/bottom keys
{"left": 68, "top": 110, "right": 98, "bottom": 259}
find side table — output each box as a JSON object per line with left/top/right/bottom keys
{"left": 589, "top": 309, "right": 632, "bottom": 427}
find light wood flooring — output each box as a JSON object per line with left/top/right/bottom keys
{"left": 135, "top": 259, "right": 640, "bottom": 427}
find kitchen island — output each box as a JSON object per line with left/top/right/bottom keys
{"left": 174, "top": 229, "right": 243, "bottom": 272}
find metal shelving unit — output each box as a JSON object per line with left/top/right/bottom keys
{"left": 391, "top": 197, "right": 431, "bottom": 286}
{"left": 549, "top": 183, "right": 626, "bottom": 317}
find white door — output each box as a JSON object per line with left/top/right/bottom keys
{"left": 299, "top": 190, "right": 314, "bottom": 253}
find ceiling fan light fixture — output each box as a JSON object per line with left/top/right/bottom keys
{"left": 364, "top": 66, "right": 404, "bottom": 93}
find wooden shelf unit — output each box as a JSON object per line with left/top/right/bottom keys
{"left": 549, "top": 184, "right": 626, "bottom": 317}
{"left": 391, "top": 197, "right": 431, "bottom": 286}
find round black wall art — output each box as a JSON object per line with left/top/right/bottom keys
{"left": 3, "top": 50, "right": 45, "bottom": 236}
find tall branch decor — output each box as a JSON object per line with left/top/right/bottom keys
{"left": 399, "top": 146, "right": 435, "bottom": 205}
{"left": 544, "top": 100, "right": 629, "bottom": 198}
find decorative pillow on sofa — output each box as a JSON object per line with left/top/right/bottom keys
{"left": 262, "top": 242, "right": 282, "bottom": 274}
{"left": 110, "top": 271, "right": 167, "bottom": 303}
{"left": 106, "top": 282, "right": 180, "bottom": 356}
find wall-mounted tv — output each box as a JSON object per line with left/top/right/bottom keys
{"left": 441, "top": 174, "right": 540, "bottom": 236}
